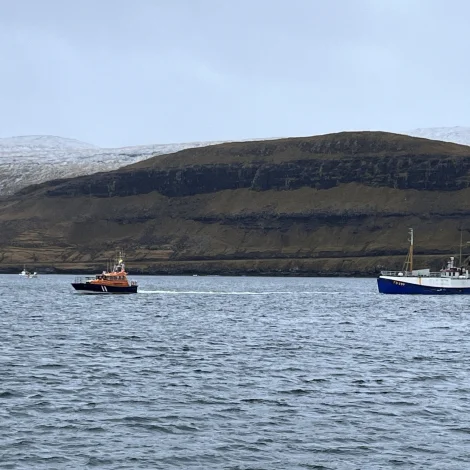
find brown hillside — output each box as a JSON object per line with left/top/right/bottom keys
{"left": 1, "top": 131, "right": 470, "bottom": 275}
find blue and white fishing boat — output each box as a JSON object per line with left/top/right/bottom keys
{"left": 377, "top": 229, "right": 470, "bottom": 294}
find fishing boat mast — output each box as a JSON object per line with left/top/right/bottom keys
{"left": 459, "top": 228, "right": 463, "bottom": 266}
{"left": 402, "top": 228, "right": 414, "bottom": 273}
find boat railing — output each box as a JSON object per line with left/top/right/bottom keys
{"left": 130, "top": 280, "right": 138, "bottom": 286}
{"left": 380, "top": 270, "right": 443, "bottom": 278}
{"left": 74, "top": 276, "right": 95, "bottom": 283}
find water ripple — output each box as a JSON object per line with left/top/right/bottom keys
{"left": 1, "top": 274, "right": 470, "bottom": 468}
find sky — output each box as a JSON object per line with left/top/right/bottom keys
{"left": 1, "top": 0, "right": 470, "bottom": 147}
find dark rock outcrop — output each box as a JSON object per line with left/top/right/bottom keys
{"left": 18, "top": 131, "right": 470, "bottom": 200}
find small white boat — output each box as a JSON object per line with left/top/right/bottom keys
{"left": 19, "top": 266, "right": 38, "bottom": 278}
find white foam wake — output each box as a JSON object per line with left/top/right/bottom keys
{"left": 138, "top": 290, "right": 296, "bottom": 295}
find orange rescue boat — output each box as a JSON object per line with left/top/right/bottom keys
{"left": 72, "top": 255, "right": 138, "bottom": 294}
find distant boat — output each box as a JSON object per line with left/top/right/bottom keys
{"left": 71, "top": 253, "right": 138, "bottom": 294}
{"left": 19, "top": 266, "right": 38, "bottom": 278}
{"left": 377, "top": 229, "right": 470, "bottom": 294}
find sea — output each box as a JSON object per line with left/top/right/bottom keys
{"left": 1, "top": 274, "right": 469, "bottom": 469}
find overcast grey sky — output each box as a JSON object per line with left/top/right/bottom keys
{"left": 1, "top": 0, "right": 469, "bottom": 147}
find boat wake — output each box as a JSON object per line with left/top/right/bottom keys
{"left": 138, "top": 290, "right": 293, "bottom": 295}
{"left": 137, "top": 290, "right": 339, "bottom": 295}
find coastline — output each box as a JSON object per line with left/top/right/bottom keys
{"left": 0, "top": 253, "right": 451, "bottom": 277}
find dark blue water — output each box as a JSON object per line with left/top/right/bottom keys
{"left": 1, "top": 274, "right": 470, "bottom": 469}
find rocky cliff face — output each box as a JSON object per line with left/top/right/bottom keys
{"left": 33, "top": 155, "right": 470, "bottom": 198}
{"left": 21, "top": 131, "right": 470, "bottom": 198}
{"left": 1, "top": 131, "right": 470, "bottom": 275}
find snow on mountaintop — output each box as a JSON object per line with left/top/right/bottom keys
{"left": 406, "top": 126, "right": 470, "bottom": 146}
{"left": 0, "top": 136, "right": 225, "bottom": 195}
{"left": 0, "top": 135, "right": 99, "bottom": 151}
{"left": 2, "top": 128, "right": 470, "bottom": 196}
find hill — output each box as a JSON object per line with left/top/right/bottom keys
{"left": 1, "top": 131, "right": 470, "bottom": 275}
{"left": 2, "top": 127, "right": 470, "bottom": 196}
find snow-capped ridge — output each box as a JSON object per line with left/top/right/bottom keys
{"left": 406, "top": 126, "right": 470, "bottom": 146}
{"left": 0, "top": 135, "right": 98, "bottom": 150}
{"left": 2, "top": 128, "right": 470, "bottom": 196}
{"left": 0, "top": 135, "right": 227, "bottom": 195}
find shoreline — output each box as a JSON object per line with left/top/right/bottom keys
{"left": 0, "top": 270, "right": 377, "bottom": 277}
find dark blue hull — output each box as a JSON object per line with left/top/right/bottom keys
{"left": 72, "top": 283, "right": 137, "bottom": 294}
{"left": 377, "top": 277, "right": 470, "bottom": 295}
